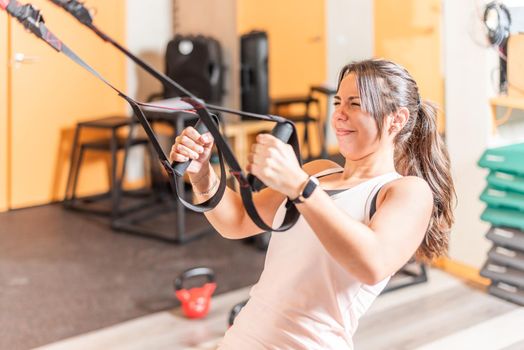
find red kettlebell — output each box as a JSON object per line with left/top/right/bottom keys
{"left": 174, "top": 267, "right": 216, "bottom": 319}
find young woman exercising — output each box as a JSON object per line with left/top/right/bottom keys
{"left": 169, "top": 59, "right": 455, "bottom": 349}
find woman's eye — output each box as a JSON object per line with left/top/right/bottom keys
{"left": 351, "top": 102, "right": 361, "bottom": 107}
{"left": 333, "top": 102, "right": 340, "bottom": 107}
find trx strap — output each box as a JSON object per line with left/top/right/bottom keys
{"left": 1, "top": 0, "right": 302, "bottom": 232}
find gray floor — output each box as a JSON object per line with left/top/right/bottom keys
{"left": 35, "top": 268, "right": 524, "bottom": 350}
{"left": 355, "top": 281, "right": 518, "bottom": 349}
{"left": 0, "top": 203, "right": 266, "bottom": 350}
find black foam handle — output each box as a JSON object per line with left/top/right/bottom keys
{"left": 172, "top": 119, "right": 209, "bottom": 177}
{"left": 248, "top": 122, "right": 294, "bottom": 192}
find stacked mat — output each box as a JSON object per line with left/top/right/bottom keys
{"left": 478, "top": 143, "right": 524, "bottom": 306}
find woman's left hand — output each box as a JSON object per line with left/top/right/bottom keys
{"left": 247, "top": 133, "right": 309, "bottom": 199}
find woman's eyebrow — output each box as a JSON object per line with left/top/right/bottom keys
{"left": 334, "top": 95, "right": 360, "bottom": 101}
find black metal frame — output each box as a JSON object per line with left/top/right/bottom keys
{"left": 272, "top": 85, "right": 337, "bottom": 161}
{"left": 382, "top": 262, "right": 428, "bottom": 294}
{"left": 109, "top": 108, "right": 214, "bottom": 244}
{"left": 63, "top": 116, "right": 153, "bottom": 221}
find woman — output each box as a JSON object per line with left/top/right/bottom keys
{"left": 169, "top": 59, "right": 455, "bottom": 349}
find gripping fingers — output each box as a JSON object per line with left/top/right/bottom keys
{"left": 169, "top": 144, "right": 188, "bottom": 162}
{"left": 169, "top": 127, "right": 209, "bottom": 163}
{"left": 176, "top": 144, "right": 200, "bottom": 160}
{"left": 251, "top": 142, "right": 272, "bottom": 157}
{"left": 178, "top": 135, "right": 204, "bottom": 154}
{"left": 170, "top": 151, "right": 189, "bottom": 162}
{"left": 183, "top": 126, "right": 205, "bottom": 144}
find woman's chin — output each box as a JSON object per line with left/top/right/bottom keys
{"left": 337, "top": 144, "right": 368, "bottom": 161}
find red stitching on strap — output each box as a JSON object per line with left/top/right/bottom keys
{"left": 45, "top": 32, "right": 62, "bottom": 50}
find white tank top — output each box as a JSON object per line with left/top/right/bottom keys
{"left": 219, "top": 168, "right": 402, "bottom": 350}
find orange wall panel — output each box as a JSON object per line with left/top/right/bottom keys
{"left": 0, "top": 13, "right": 8, "bottom": 212}
{"left": 237, "top": 0, "right": 326, "bottom": 98}
{"left": 374, "top": 0, "right": 445, "bottom": 132}
{"left": 8, "top": 0, "right": 127, "bottom": 208}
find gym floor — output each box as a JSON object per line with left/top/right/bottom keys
{"left": 0, "top": 204, "right": 265, "bottom": 350}
{"left": 33, "top": 270, "right": 524, "bottom": 350}
{"left": 2, "top": 200, "right": 524, "bottom": 350}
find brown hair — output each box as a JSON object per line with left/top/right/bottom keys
{"left": 337, "top": 59, "right": 455, "bottom": 261}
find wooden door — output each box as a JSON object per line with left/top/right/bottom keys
{"left": 374, "top": 0, "right": 445, "bottom": 133}
{"left": 5, "top": 0, "right": 127, "bottom": 209}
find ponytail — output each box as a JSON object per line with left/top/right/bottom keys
{"left": 395, "top": 101, "right": 455, "bottom": 261}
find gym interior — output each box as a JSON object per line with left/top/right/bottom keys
{"left": 1, "top": 0, "right": 524, "bottom": 349}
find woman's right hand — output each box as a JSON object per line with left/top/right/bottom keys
{"left": 169, "top": 126, "right": 214, "bottom": 177}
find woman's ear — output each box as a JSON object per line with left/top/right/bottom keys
{"left": 389, "top": 107, "right": 409, "bottom": 134}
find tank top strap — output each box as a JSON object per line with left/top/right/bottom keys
{"left": 363, "top": 172, "right": 402, "bottom": 224}
{"left": 313, "top": 167, "right": 344, "bottom": 179}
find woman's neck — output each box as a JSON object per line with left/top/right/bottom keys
{"left": 341, "top": 147, "right": 396, "bottom": 180}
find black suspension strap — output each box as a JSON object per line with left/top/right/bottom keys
{"left": 2, "top": 0, "right": 303, "bottom": 232}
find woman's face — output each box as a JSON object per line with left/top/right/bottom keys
{"left": 331, "top": 73, "right": 383, "bottom": 160}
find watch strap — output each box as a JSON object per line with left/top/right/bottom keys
{"left": 292, "top": 176, "right": 318, "bottom": 204}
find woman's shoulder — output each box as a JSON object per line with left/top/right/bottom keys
{"left": 302, "top": 159, "right": 342, "bottom": 176}
{"left": 381, "top": 175, "right": 433, "bottom": 202}
{"left": 373, "top": 175, "right": 434, "bottom": 227}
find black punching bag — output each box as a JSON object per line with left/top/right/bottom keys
{"left": 164, "top": 34, "right": 224, "bottom": 105}
{"left": 240, "top": 31, "right": 269, "bottom": 115}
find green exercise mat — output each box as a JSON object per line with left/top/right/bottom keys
{"left": 481, "top": 207, "right": 524, "bottom": 231}
{"left": 487, "top": 171, "right": 524, "bottom": 194}
{"left": 480, "top": 186, "right": 524, "bottom": 212}
{"left": 478, "top": 143, "right": 524, "bottom": 175}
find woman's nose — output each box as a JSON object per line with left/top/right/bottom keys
{"left": 333, "top": 110, "right": 348, "bottom": 121}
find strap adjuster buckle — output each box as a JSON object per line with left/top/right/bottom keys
{"left": 230, "top": 170, "right": 250, "bottom": 189}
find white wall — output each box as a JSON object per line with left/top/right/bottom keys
{"left": 326, "top": 0, "right": 374, "bottom": 86}
{"left": 325, "top": 0, "right": 374, "bottom": 147}
{"left": 442, "top": 0, "right": 524, "bottom": 268}
{"left": 126, "top": 0, "right": 173, "bottom": 101}
{"left": 444, "top": 0, "right": 524, "bottom": 268}
{"left": 125, "top": 0, "right": 173, "bottom": 180}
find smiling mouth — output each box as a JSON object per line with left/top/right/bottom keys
{"left": 335, "top": 129, "right": 356, "bottom": 135}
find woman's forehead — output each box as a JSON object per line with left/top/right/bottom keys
{"left": 337, "top": 73, "right": 360, "bottom": 98}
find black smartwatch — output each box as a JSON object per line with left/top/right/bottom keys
{"left": 291, "top": 176, "right": 319, "bottom": 204}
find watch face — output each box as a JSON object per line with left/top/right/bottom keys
{"left": 302, "top": 176, "right": 319, "bottom": 199}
